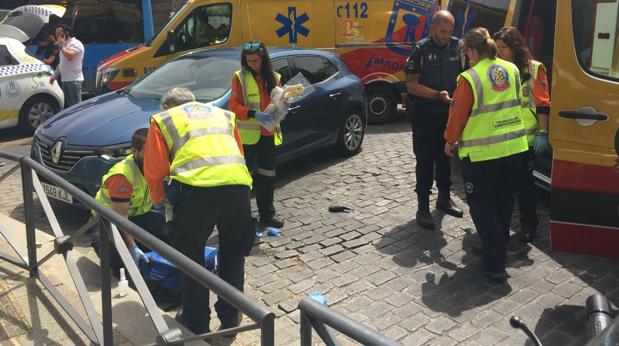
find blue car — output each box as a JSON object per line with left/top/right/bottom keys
{"left": 31, "top": 48, "right": 367, "bottom": 205}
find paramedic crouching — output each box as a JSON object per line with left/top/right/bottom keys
{"left": 91, "top": 128, "right": 169, "bottom": 276}
{"left": 144, "top": 87, "right": 255, "bottom": 335}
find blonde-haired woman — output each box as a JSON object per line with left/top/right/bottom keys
{"left": 444, "top": 27, "right": 528, "bottom": 282}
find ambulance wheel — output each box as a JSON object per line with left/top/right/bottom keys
{"left": 366, "top": 86, "right": 396, "bottom": 125}
{"left": 336, "top": 109, "right": 365, "bottom": 156}
{"left": 18, "top": 95, "right": 58, "bottom": 134}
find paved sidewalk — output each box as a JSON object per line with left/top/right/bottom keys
{"left": 1, "top": 117, "right": 618, "bottom": 345}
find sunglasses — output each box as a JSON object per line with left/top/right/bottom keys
{"left": 243, "top": 41, "right": 262, "bottom": 52}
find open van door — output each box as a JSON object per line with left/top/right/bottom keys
{"left": 549, "top": 0, "right": 619, "bottom": 257}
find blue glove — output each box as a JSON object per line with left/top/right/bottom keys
{"left": 151, "top": 203, "right": 165, "bottom": 214}
{"left": 534, "top": 133, "right": 549, "bottom": 155}
{"left": 129, "top": 244, "right": 149, "bottom": 265}
{"left": 254, "top": 111, "right": 273, "bottom": 125}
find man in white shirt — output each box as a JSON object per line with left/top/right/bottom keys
{"left": 49, "top": 24, "right": 84, "bottom": 107}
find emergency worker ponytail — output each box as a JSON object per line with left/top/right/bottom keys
{"left": 463, "top": 27, "right": 497, "bottom": 59}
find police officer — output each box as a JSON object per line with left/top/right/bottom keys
{"left": 405, "top": 10, "right": 464, "bottom": 229}
{"left": 444, "top": 27, "right": 528, "bottom": 282}
{"left": 144, "top": 87, "right": 254, "bottom": 335}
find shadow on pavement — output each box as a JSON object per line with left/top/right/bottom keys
{"left": 529, "top": 304, "right": 588, "bottom": 346}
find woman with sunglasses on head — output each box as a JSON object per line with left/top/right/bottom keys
{"left": 493, "top": 27, "right": 551, "bottom": 243}
{"left": 444, "top": 27, "right": 528, "bottom": 282}
{"left": 229, "top": 41, "right": 284, "bottom": 229}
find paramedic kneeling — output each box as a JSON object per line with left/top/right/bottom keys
{"left": 92, "top": 128, "right": 169, "bottom": 275}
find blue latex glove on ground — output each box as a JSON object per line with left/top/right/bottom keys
{"left": 534, "top": 133, "right": 549, "bottom": 155}
{"left": 255, "top": 111, "right": 273, "bottom": 125}
{"left": 151, "top": 203, "right": 165, "bottom": 214}
{"left": 129, "top": 244, "right": 149, "bottom": 265}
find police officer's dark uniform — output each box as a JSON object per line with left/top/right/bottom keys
{"left": 405, "top": 36, "right": 465, "bottom": 229}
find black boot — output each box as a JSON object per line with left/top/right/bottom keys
{"left": 416, "top": 208, "right": 435, "bottom": 229}
{"left": 519, "top": 225, "right": 537, "bottom": 242}
{"left": 437, "top": 190, "right": 464, "bottom": 218}
{"left": 416, "top": 195, "right": 435, "bottom": 229}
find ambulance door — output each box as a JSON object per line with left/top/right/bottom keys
{"left": 243, "top": 0, "right": 333, "bottom": 48}
{"left": 549, "top": 0, "right": 619, "bottom": 257}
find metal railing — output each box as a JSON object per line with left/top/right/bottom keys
{"left": 298, "top": 297, "right": 401, "bottom": 346}
{"left": 0, "top": 151, "right": 275, "bottom": 345}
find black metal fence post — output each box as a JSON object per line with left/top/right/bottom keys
{"left": 300, "top": 312, "right": 312, "bottom": 346}
{"left": 261, "top": 313, "right": 275, "bottom": 346}
{"left": 20, "top": 161, "right": 37, "bottom": 276}
{"left": 99, "top": 219, "right": 114, "bottom": 346}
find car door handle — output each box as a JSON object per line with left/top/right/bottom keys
{"left": 329, "top": 92, "right": 342, "bottom": 98}
{"left": 559, "top": 106, "right": 608, "bottom": 121}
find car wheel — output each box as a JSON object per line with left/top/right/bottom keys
{"left": 336, "top": 110, "right": 365, "bottom": 156}
{"left": 18, "top": 95, "right": 58, "bottom": 134}
{"left": 366, "top": 86, "right": 396, "bottom": 125}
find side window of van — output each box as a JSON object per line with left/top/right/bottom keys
{"left": 573, "top": 0, "right": 619, "bottom": 79}
{"left": 449, "top": 0, "right": 510, "bottom": 38}
{"left": 291, "top": 56, "right": 338, "bottom": 85}
{"left": 175, "top": 4, "right": 232, "bottom": 52}
{"left": 271, "top": 58, "right": 293, "bottom": 85}
{"left": 0, "top": 45, "right": 18, "bottom": 66}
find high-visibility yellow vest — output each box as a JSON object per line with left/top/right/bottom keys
{"left": 234, "top": 69, "right": 283, "bottom": 146}
{"left": 458, "top": 58, "right": 528, "bottom": 162}
{"left": 521, "top": 60, "right": 544, "bottom": 145}
{"left": 95, "top": 154, "right": 151, "bottom": 217}
{"left": 151, "top": 102, "right": 252, "bottom": 188}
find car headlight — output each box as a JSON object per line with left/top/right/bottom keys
{"left": 96, "top": 67, "right": 120, "bottom": 89}
{"left": 99, "top": 144, "right": 132, "bottom": 162}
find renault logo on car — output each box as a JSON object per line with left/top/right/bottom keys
{"left": 51, "top": 141, "right": 63, "bottom": 164}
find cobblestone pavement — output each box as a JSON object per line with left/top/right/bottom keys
{"left": 1, "top": 116, "right": 618, "bottom": 345}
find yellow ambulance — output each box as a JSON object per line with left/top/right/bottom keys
{"left": 96, "top": 0, "right": 446, "bottom": 124}
{"left": 450, "top": 0, "right": 618, "bottom": 257}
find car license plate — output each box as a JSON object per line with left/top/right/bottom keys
{"left": 40, "top": 182, "right": 73, "bottom": 204}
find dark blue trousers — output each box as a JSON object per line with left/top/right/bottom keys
{"left": 462, "top": 153, "right": 521, "bottom": 273}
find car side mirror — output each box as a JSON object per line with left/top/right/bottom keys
{"left": 167, "top": 30, "right": 176, "bottom": 53}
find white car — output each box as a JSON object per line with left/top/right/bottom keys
{"left": 0, "top": 37, "right": 64, "bottom": 133}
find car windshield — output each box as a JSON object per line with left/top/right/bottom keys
{"left": 128, "top": 55, "right": 240, "bottom": 102}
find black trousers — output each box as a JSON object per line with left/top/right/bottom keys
{"left": 170, "top": 184, "right": 254, "bottom": 334}
{"left": 462, "top": 153, "right": 521, "bottom": 273}
{"left": 92, "top": 211, "right": 169, "bottom": 277}
{"left": 516, "top": 148, "right": 539, "bottom": 229}
{"left": 243, "top": 135, "right": 276, "bottom": 220}
{"left": 410, "top": 104, "right": 452, "bottom": 202}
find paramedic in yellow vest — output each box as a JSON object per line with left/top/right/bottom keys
{"left": 92, "top": 128, "right": 169, "bottom": 274}
{"left": 229, "top": 40, "right": 284, "bottom": 229}
{"left": 494, "top": 27, "right": 551, "bottom": 243}
{"left": 444, "top": 28, "right": 528, "bottom": 283}
{"left": 144, "top": 87, "right": 254, "bottom": 335}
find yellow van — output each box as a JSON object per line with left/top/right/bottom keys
{"left": 450, "top": 0, "right": 618, "bottom": 257}
{"left": 96, "top": 0, "right": 446, "bottom": 124}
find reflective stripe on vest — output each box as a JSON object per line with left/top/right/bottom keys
{"left": 151, "top": 102, "right": 252, "bottom": 188}
{"left": 521, "top": 60, "right": 543, "bottom": 145}
{"left": 95, "top": 155, "right": 151, "bottom": 217}
{"left": 458, "top": 58, "right": 528, "bottom": 162}
{"left": 234, "top": 69, "right": 283, "bottom": 146}
{"left": 157, "top": 108, "right": 234, "bottom": 157}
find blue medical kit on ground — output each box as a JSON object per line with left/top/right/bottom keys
{"left": 139, "top": 246, "right": 219, "bottom": 292}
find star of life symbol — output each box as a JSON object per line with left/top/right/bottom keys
{"left": 276, "top": 7, "right": 310, "bottom": 44}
